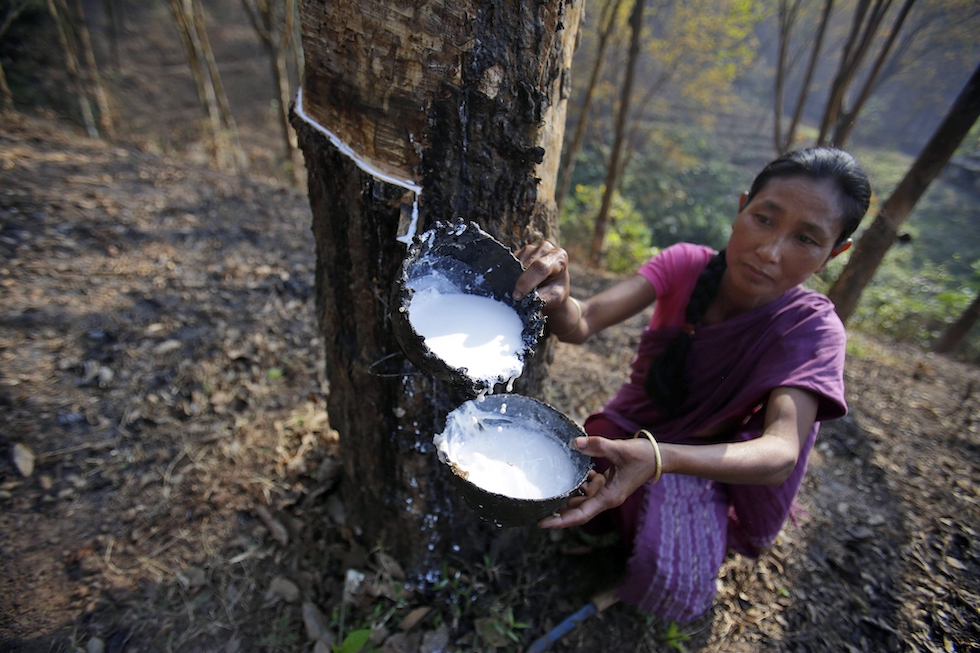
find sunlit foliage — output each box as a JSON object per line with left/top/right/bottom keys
{"left": 560, "top": 183, "right": 656, "bottom": 273}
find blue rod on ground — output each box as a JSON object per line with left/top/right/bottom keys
{"left": 526, "top": 589, "right": 619, "bottom": 653}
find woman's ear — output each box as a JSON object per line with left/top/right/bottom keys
{"left": 817, "top": 239, "right": 853, "bottom": 273}
{"left": 738, "top": 191, "right": 749, "bottom": 213}
{"left": 830, "top": 239, "right": 852, "bottom": 258}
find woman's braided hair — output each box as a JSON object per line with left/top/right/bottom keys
{"left": 643, "top": 147, "right": 871, "bottom": 414}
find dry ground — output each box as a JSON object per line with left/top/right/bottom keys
{"left": 2, "top": 113, "right": 980, "bottom": 652}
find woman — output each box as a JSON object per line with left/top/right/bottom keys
{"left": 513, "top": 148, "right": 871, "bottom": 622}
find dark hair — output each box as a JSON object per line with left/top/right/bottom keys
{"left": 747, "top": 147, "right": 871, "bottom": 246}
{"left": 643, "top": 147, "right": 870, "bottom": 414}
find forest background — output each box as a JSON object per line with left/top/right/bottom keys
{"left": 2, "top": 0, "right": 980, "bottom": 358}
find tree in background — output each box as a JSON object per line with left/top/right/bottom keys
{"left": 241, "top": 0, "right": 304, "bottom": 186}
{"left": 292, "top": 0, "right": 581, "bottom": 576}
{"left": 829, "top": 61, "right": 980, "bottom": 323}
{"left": 773, "top": 0, "right": 833, "bottom": 154}
{"left": 858, "top": 0, "right": 980, "bottom": 151}
{"left": 0, "top": 0, "right": 31, "bottom": 111}
{"left": 169, "top": 0, "right": 246, "bottom": 172}
{"left": 68, "top": 0, "right": 113, "bottom": 139}
{"left": 771, "top": 0, "right": 920, "bottom": 153}
{"left": 100, "top": 0, "right": 122, "bottom": 71}
{"left": 579, "top": 0, "right": 761, "bottom": 263}
{"left": 588, "top": 0, "right": 642, "bottom": 265}
{"left": 555, "top": 0, "right": 625, "bottom": 213}
{"left": 45, "top": 0, "right": 114, "bottom": 139}
{"left": 816, "top": 0, "right": 916, "bottom": 148}
{"left": 934, "top": 291, "right": 980, "bottom": 355}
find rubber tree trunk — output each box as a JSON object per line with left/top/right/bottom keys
{"left": 828, "top": 60, "right": 980, "bottom": 323}
{"left": 292, "top": 0, "right": 582, "bottom": 578}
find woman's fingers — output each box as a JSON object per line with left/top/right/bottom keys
{"left": 538, "top": 436, "right": 659, "bottom": 530}
{"left": 539, "top": 485, "right": 617, "bottom": 529}
{"left": 572, "top": 435, "right": 630, "bottom": 462}
{"left": 513, "top": 241, "right": 569, "bottom": 304}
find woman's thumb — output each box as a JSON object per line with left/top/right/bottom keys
{"left": 573, "top": 435, "right": 608, "bottom": 457}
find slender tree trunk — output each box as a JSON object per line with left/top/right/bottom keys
{"left": 773, "top": 0, "right": 799, "bottom": 154}
{"left": 0, "top": 0, "right": 32, "bottom": 111}
{"left": 242, "top": 0, "right": 303, "bottom": 186}
{"left": 588, "top": 0, "right": 642, "bottom": 266}
{"left": 0, "top": 63, "right": 12, "bottom": 111}
{"left": 776, "top": 0, "right": 833, "bottom": 155}
{"left": 275, "top": 0, "right": 303, "bottom": 185}
{"left": 556, "top": 0, "right": 623, "bottom": 213}
{"left": 828, "top": 61, "right": 980, "bottom": 323}
{"left": 46, "top": 0, "right": 97, "bottom": 137}
{"left": 190, "top": 0, "right": 246, "bottom": 171}
{"left": 292, "top": 0, "right": 581, "bottom": 577}
{"left": 816, "top": 0, "right": 875, "bottom": 145}
{"left": 832, "top": 0, "right": 916, "bottom": 147}
{"left": 69, "top": 0, "right": 115, "bottom": 141}
{"left": 170, "top": 0, "right": 223, "bottom": 161}
{"left": 817, "top": 0, "right": 893, "bottom": 146}
{"left": 934, "top": 292, "right": 980, "bottom": 355}
{"left": 101, "top": 0, "right": 121, "bottom": 71}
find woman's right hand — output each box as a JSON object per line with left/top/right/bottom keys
{"left": 539, "top": 435, "right": 662, "bottom": 529}
{"left": 512, "top": 240, "right": 570, "bottom": 309}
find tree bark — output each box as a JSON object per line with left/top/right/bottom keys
{"left": 588, "top": 0, "right": 642, "bottom": 266}
{"left": 828, "top": 60, "right": 980, "bottom": 323}
{"left": 934, "top": 291, "right": 980, "bottom": 355}
{"left": 292, "top": 0, "right": 581, "bottom": 577}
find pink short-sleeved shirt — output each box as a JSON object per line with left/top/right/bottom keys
{"left": 637, "top": 242, "right": 715, "bottom": 330}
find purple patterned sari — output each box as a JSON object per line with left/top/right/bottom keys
{"left": 589, "top": 283, "right": 847, "bottom": 622}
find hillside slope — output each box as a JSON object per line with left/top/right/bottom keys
{"left": 1, "top": 113, "right": 978, "bottom": 652}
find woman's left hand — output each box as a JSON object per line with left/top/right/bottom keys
{"left": 539, "top": 435, "right": 662, "bottom": 529}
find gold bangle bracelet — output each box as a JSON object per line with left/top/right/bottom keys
{"left": 634, "top": 429, "right": 663, "bottom": 485}
{"left": 551, "top": 297, "right": 582, "bottom": 339}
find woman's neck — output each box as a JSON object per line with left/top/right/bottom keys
{"left": 702, "top": 273, "right": 787, "bottom": 325}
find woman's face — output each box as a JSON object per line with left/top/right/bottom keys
{"left": 724, "top": 175, "right": 848, "bottom": 309}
